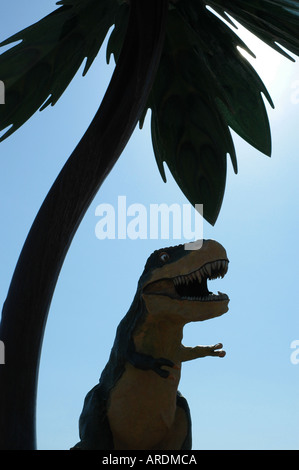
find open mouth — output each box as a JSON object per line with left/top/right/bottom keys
{"left": 143, "top": 258, "right": 229, "bottom": 302}
{"left": 173, "top": 259, "right": 229, "bottom": 302}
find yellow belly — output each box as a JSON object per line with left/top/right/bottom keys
{"left": 107, "top": 362, "right": 188, "bottom": 450}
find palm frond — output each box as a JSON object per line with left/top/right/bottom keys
{"left": 141, "top": 0, "right": 298, "bottom": 224}
{"left": 207, "top": 0, "right": 299, "bottom": 59}
{"left": 177, "top": 1, "right": 275, "bottom": 156}
{"left": 142, "top": 7, "right": 236, "bottom": 225}
{"left": 0, "top": 0, "right": 118, "bottom": 141}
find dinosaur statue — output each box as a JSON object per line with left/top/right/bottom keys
{"left": 72, "top": 239, "right": 229, "bottom": 450}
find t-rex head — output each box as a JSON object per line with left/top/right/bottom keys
{"left": 139, "top": 239, "right": 229, "bottom": 324}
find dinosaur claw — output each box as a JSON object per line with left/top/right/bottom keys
{"left": 217, "top": 350, "right": 226, "bottom": 358}
{"left": 210, "top": 343, "right": 226, "bottom": 357}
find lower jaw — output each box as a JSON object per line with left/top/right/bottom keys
{"left": 180, "top": 292, "right": 229, "bottom": 302}
{"left": 195, "top": 299, "right": 230, "bottom": 319}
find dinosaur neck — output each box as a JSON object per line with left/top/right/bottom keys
{"left": 133, "top": 316, "right": 184, "bottom": 366}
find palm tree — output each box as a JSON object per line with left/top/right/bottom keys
{"left": 0, "top": 0, "right": 298, "bottom": 450}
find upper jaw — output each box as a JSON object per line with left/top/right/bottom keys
{"left": 143, "top": 258, "right": 229, "bottom": 303}
{"left": 173, "top": 258, "right": 228, "bottom": 284}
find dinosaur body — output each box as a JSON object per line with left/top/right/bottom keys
{"left": 72, "top": 239, "right": 229, "bottom": 450}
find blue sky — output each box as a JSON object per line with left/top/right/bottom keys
{"left": 0, "top": 0, "right": 298, "bottom": 450}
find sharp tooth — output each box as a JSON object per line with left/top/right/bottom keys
{"left": 222, "top": 260, "right": 228, "bottom": 273}
{"left": 196, "top": 271, "right": 202, "bottom": 282}
{"left": 217, "top": 291, "right": 228, "bottom": 300}
{"left": 206, "top": 264, "right": 212, "bottom": 277}
{"left": 210, "top": 262, "right": 216, "bottom": 278}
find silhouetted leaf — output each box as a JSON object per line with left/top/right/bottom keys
{"left": 140, "top": 0, "right": 298, "bottom": 224}
{"left": 177, "top": 1, "right": 275, "bottom": 156}
{"left": 144, "top": 8, "right": 237, "bottom": 225}
{"left": 0, "top": 0, "right": 118, "bottom": 141}
{"left": 207, "top": 0, "right": 299, "bottom": 59}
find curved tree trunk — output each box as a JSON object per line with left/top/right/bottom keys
{"left": 0, "top": 0, "right": 168, "bottom": 450}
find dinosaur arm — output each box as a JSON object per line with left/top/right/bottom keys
{"left": 180, "top": 343, "right": 226, "bottom": 362}
{"left": 127, "top": 343, "right": 225, "bottom": 374}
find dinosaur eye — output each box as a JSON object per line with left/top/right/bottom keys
{"left": 160, "top": 252, "right": 169, "bottom": 263}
